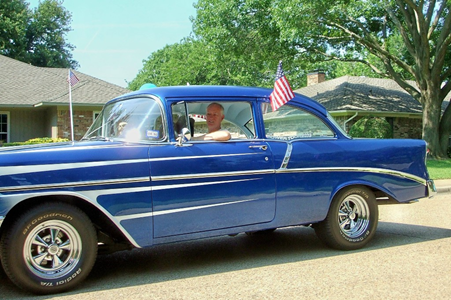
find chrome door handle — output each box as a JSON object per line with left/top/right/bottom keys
{"left": 249, "top": 145, "right": 268, "bottom": 151}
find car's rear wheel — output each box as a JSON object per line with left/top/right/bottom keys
{"left": 314, "top": 186, "right": 378, "bottom": 250}
{"left": 0, "top": 202, "right": 97, "bottom": 294}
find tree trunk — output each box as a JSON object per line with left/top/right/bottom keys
{"left": 439, "top": 100, "right": 451, "bottom": 158}
{"left": 422, "top": 95, "right": 447, "bottom": 159}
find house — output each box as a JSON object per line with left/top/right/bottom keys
{"left": 0, "top": 54, "right": 129, "bottom": 143}
{"left": 295, "top": 71, "right": 450, "bottom": 139}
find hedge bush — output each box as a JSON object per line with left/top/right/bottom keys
{"left": 349, "top": 116, "right": 393, "bottom": 139}
{"left": 2, "top": 137, "right": 70, "bottom": 147}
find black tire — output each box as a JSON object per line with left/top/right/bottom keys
{"left": 0, "top": 202, "right": 97, "bottom": 294}
{"left": 314, "top": 186, "right": 378, "bottom": 250}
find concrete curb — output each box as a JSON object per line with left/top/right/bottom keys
{"left": 436, "top": 186, "right": 451, "bottom": 194}
{"left": 434, "top": 179, "right": 451, "bottom": 194}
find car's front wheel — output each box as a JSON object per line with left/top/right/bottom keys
{"left": 314, "top": 186, "right": 378, "bottom": 250}
{"left": 0, "top": 202, "right": 97, "bottom": 294}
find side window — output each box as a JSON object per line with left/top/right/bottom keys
{"left": 263, "top": 104, "right": 335, "bottom": 140}
{"left": 184, "top": 102, "right": 255, "bottom": 139}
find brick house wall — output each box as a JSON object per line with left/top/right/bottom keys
{"left": 392, "top": 117, "right": 422, "bottom": 139}
{"left": 57, "top": 109, "right": 96, "bottom": 141}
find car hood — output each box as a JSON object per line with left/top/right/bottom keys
{"left": 0, "top": 141, "right": 134, "bottom": 167}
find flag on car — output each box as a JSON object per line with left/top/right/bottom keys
{"left": 270, "top": 61, "right": 294, "bottom": 111}
{"left": 68, "top": 70, "right": 79, "bottom": 86}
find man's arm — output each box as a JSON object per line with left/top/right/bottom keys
{"left": 192, "top": 130, "right": 231, "bottom": 141}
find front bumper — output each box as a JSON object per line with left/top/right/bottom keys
{"left": 427, "top": 179, "right": 437, "bottom": 198}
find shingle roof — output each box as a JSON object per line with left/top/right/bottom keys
{"left": 0, "top": 54, "right": 129, "bottom": 107}
{"left": 295, "top": 76, "right": 425, "bottom": 114}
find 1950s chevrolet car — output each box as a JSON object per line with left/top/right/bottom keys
{"left": 0, "top": 86, "right": 435, "bottom": 294}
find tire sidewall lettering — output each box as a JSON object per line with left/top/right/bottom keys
{"left": 342, "top": 189, "right": 369, "bottom": 201}
{"left": 340, "top": 229, "right": 371, "bottom": 243}
{"left": 40, "top": 268, "right": 82, "bottom": 287}
{"left": 22, "top": 213, "right": 73, "bottom": 235}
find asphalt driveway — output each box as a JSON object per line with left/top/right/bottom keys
{"left": 1, "top": 192, "right": 450, "bottom": 299}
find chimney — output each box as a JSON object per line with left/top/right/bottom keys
{"left": 307, "top": 70, "right": 326, "bottom": 86}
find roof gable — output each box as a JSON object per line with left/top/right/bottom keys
{"left": 295, "top": 76, "right": 424, "bottom": 114}
{"left": 0, "top": 54, "right": 129, "bottom": 107}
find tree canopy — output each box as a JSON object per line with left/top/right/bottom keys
{"left": 0, "top": 0, "right": 77, "bottom": 68}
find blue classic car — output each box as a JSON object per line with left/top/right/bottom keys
{"left": 0, "top": 86, "right": 435, "bottom": 294}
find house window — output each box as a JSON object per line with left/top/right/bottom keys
{"left": 0, "top": 112, "right": 9, "bottom": 143}
{"left": 93, "top": 111, "right": 101, "bottom": 122}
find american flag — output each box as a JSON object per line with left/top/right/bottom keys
{"left": 68, "top": 70, "right": 79, "bottom": 86}
{"left": 269, "top": 61, "right": 294, "bottom": 111}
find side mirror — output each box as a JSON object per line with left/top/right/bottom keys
{"left": 176, "top": 127, "right": 191, "bottom": 146}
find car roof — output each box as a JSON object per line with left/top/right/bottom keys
{"left": 110, "top": 85, "right": 329, "bottom": 117}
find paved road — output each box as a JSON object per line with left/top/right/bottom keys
{"left": 1, "top": 193, "right": 450, "bottom": 300}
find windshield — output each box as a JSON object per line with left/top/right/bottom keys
{"left": 82, "top": 97, "right": 165, "bottom": 142}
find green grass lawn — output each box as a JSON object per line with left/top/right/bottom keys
{"left": 427, "top": 159, "right": 451, "bottom": 180}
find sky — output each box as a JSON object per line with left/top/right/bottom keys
{"left": 27, "top": 0, "right": 197, "bottom": 88}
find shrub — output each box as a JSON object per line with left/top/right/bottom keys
{"left": 2, "top": 137, "right": 70, "bottom": 147}
{"left": 349, "top": 116, "right": 393, "bottom": 139}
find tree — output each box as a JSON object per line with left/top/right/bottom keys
{"left": 128, "top": 36, "right": 292, "bottom": 89}
{"left": 193, "top": 0, "right": 307, "bottom": 88}
{"left": 349, "top": 116, "right": 393, "bottom": 139}
{"left": 128, "top": 38, "right": 217, "bottom": 89}
{"left": 0, "top": 0, "right": 29, "bottom": 58}
{"left": 192, "top": 0, "right": 385, "bottom": 89}
{"left": 272, "top": 0, "right": 451, "bottom": 158}
{"left": 0, "top": 0, "right": 77, "bottom": 68}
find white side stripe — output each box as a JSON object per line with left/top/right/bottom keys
{"left": 115, "top": 198, "right": 257, "bottom": 222}
{"left": 0, "top": 159, "right": 149, "bottom": 176}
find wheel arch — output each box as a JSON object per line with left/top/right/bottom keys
{"left": 329, "top": 181, "right": 396, "bottom": 207}
{"left": 0, "top": 194, "right": 132, "bottom": 250}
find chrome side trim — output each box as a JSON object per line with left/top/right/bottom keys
{"left": 149, "top": 152, "right": 259, "bottom": 162}
{"left": 0, "top": 177, "right": 150, "bottom": 193}
{"left": 152, "top": 178, "right": 260, "bottom": 191}
{"left": 280, "top": 143, "right": 293, "bottom": 169}
{"left": 276, "top": 167, "right": 427, "bottom": 185}
{"left": 152, "top": 169, "right": 275, "bottom": 181}
{"left": 1, "top": 166, "right": 427, "bottom": 193}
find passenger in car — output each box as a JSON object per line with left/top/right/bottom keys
{"left": 191, "top": 103, "right": 231, "bottom": 141}
{"left": 117, "top": 121, "right": 127, "bottom": 136}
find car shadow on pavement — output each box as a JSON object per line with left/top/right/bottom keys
{"left": 1, "top": 222, "right": 450, "bottom": 298}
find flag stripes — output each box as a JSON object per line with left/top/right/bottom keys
{"left": 270, "top": 61, "right": 294, "bottom": 111}
{"left": 68, "top": 70, "right": 79, "bottom": 86}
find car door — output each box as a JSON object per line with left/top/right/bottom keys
{"left": 149, "top": 105, "right": 276, "bottom": 238}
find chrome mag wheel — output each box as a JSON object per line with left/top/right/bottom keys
{"left": 23, "top": 220, "right": 82, "bottom": 279}
{"left": 337, "top": 194, "right": 370, "bottom": 239}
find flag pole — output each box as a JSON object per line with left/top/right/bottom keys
{"left": 68, "top": 69, "right": 75, "bottom": 143}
